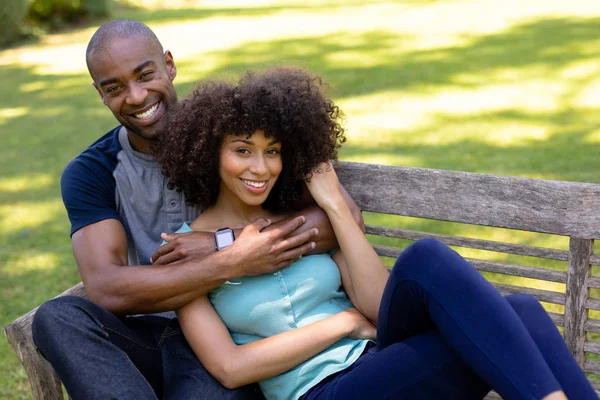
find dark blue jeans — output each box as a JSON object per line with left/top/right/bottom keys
{"left": 303, "top": 238, "right": 598, "bottom": 400}
{"left": 32, "top": 296, "right": 264, "bottom": 400}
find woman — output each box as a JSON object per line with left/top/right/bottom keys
{"left": 153, "top": 66, "right": 597, "bottom": 400}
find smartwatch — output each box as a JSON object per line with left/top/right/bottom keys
{"left": 215, "top": 227, "right": 235, "bottom": 251}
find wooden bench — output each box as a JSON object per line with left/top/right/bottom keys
{"left": 5, "top": 161, "right": 600, "bottom": 399}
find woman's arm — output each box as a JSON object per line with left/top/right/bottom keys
{"left": 178, "top": 296, "right": 375, "bottom": 389}
{"left": 305, "top": 162, "right": 390, "bottom": 323}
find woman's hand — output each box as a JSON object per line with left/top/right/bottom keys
{"left": 342, "top": 308, "right": 377, "bottom": 341}
{"left": 305, "top": 161, "right": 345, "bottom": 211}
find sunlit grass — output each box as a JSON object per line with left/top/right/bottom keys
{"left": 0, "top": 200, "right": 64, "bottom": 233}
{"left": 2, "top": 253, "right": 60, "bottom": 276}
{"left": 3, "top": 0, "right": 600, "bottom": 397}
{"left": 0, "top": 174, "right": 54, "bottom": 193}
{"left": 0, "top": 107, "right": 28, "bottom": 123}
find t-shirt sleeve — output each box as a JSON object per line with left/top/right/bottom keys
{"left": 61, "top": 157, "right": 120, "bottom": 237}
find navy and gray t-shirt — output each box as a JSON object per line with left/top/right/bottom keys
{"left": 61, "top": 126, "right": 200, "bottom": 265}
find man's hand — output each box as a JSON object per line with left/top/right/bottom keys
{"left": 151, "top": 231, "right": 214, "bottom": 265}
{"left": 226, "top": 216, "right": 318, "bottom": 276}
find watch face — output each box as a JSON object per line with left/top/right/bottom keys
{"left": 215, "top": 228, "right": 235, "bottom": 250}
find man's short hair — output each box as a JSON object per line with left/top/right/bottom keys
{"left": 86, "top": 19, "right": 163, "bottom": 79}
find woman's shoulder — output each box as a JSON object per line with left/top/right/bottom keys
{"left": 188, "top": 208, "right": 227, "bottom": 232}
{"left": 191, "top": 209, "right": 292, "bottom": 232}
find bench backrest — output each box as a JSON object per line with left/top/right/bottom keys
{"left": 336, "top": 161, "right": 600, "bottom": 389}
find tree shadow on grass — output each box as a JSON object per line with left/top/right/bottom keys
{"left": 117, "top": 0, "right": 417, "bottom": 24}
{"left": 172, "top": 16, "right": 600, "bottom": 97}
{"left": 168, "top": 15, "right": 600, "bottom": 181}
{"left": 1, "top": 15, "right": 598, "bottom": 205}
{"left": 0, "top": 64, "right": 116, "bottom": 205}
{"left": 340, "top": 107, "right": 600, "bottom": 182}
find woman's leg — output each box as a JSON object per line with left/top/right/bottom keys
{"left": 376, "top": 238, "right": 595, "bottom": 399}
{"left": 505, "top": 294, "right": 597, "bottom": 399}
{"left": 302, "top": 331, "right": 491, "bottom": 400}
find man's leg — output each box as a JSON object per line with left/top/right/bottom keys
{"left": 32, "top": 296, "right": 166, "bottom": 400}
{"left": 160, "top": 318, "right": 265, "bottom": 400}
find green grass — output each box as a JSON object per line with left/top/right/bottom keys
{"left": 3, "top": 0, "right": 600, "bottom": 397}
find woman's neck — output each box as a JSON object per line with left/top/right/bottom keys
{"left": 190, "top": 186, "right": 274, "bottom": 231}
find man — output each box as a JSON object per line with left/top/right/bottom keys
{"left": 31, "top": 19, "right": 362, "bottom": 399}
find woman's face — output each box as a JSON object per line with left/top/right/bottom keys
{"left": 219, "top": 130, "right": 282, "bottom": 207}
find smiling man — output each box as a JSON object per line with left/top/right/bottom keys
{"left": 87, "top": 26, "right": 177, "bottom": 146}
{"left": 30, "top": 19, "right": 362, "bottom": 399}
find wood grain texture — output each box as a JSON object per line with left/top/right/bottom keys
{"left": 584, "top": 340, "right": 600, "bottom": 355}
{"left": 337, "top": 161, "right": 600, "bottom": 238}
{"left": 584, "top": 359, "right": 600, "bottom": 375}
{"left": 586, "top": 318, "right": 600, "bottom": 334}
{"left": 3, "top": 282, "right": 86, "bottom": 400}
{"left": 493, "top": 283, "right": 565, "bottom": 305}
{"left": 373, "top": 244, "right": 567, "bottom": 283}
{"left": 564, "top": 238, "right": 593, "bottom": 366}
{"left": 588, "top": 276, "right": 600, "bottom": 289}
{"left": 366, "top": 225, "right": 570, "bottom": 261}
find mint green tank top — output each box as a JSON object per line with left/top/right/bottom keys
{"left": 175, "top": 223, "right": 368, "bottom": 400}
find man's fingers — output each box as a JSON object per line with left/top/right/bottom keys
{"left": 249, "top": 217, "right": 272, "bottom": 232}
{"left": 152, "top": 251, "right": 182, "bottom": 265}
{"left": 275, "top": 259, "right": 293, "bottom": 270}
{"left": 162, "top": 231, "right": 193, "bottom": 241}
{"left": 276, "top": 228, "right": 318, "bottom": 252}
{"left": 151, "top": 241, "right": 175, "bottom": 264}
{"left": 278, "top": 241, "right": 315, "bottom": 262}
{"left": 271, "top": 216, "right": 306, "bottom": 238}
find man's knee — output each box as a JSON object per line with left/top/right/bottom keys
{"left": 32, "top": 296, "right": 95, "bottom": 347}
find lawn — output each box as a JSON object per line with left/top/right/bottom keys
{"left": 2, "top": 0, "right": 600, "bottom": 397}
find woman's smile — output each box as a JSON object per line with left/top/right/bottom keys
{"left": 239, "top": 178, "right": 269, "bottom": 193}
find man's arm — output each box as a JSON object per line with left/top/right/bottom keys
{"left": 74, "top": 217, "right": 317, "bottom": 316}
{"left": 152, "top": 184, "right": 363, "bottom": 264}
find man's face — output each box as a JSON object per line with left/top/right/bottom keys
{"left": 89, "top": 35, "right": 177, "bottom": 149}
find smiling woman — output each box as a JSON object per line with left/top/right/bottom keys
{"left": 152, "top": 66, "right": 345, "bottom": 215}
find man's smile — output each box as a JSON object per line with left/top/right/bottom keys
{"left": 129, "top": 100, "right": 165, "bottom": 127}
{"left": 134, "top": 102, "right": 160, "bottom": 119}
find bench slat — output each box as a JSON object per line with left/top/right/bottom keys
{"left": 585, "top": 359, "right": 600, "bottom": 375}
{"left": 493, "top": 283, "right": 565, "bottom": 305}
{"left": 366, "top": 225, "right": 571, "bottom": 262}
{"left": 373, "top": 245, "right": 567, "bottom": 283}
{"left": 337, "top": 162, "right": 600, "bottom": 238}
{"left": 584, "top": 341, "right": 600, "bottom": 355}
{"left": 586, "top": 318, "right": 600, "bottom": 334}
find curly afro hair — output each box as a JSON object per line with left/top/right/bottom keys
{"left": 152, "top": 66, "right": 346, "bottom": 211}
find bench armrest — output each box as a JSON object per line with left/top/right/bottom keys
{"left": 3, "top": 282, "right": 87, "bottom": 400}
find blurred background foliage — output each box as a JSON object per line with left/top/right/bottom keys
{"left": 1, "top": 0, "right": 115, "bottom": 47}
{"left": 2, "top": 0, "right": 600, "bottom": 397}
